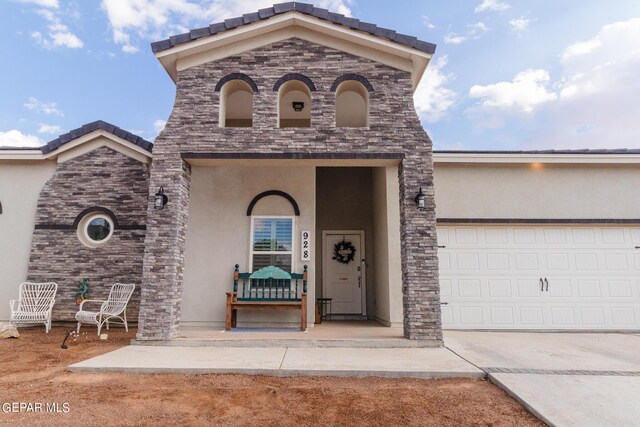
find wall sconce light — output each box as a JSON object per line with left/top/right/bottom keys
{"left": 415, "top": 187, "right": 426, "bottom": 211}
{"left": 292, "top": 101, "right": 304, "bottom": 112}
{"left": 154, "top": 186, "right": 168, "bottom": 210}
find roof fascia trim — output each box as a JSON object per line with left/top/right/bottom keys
{"left": 158, "top": 12, "right": 431, "bottom": 87}
{"left": 433, "top": 152, "right": 640, "bottom": 164}
{"left": 44, "top": 130, "right": 152, "bottom": 163}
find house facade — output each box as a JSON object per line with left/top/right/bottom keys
{"left": 1, "top": 3, "right": 639, "bottom": 343}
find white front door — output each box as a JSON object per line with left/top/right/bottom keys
{"left": 439, "top": 225, "right": 640, "bottom": 330}
{"left": 323, "top": 232, "right": 365, "bottom": 315}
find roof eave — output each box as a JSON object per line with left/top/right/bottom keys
{"left": 153, "top": 11, "right": 434, "bottom": 88}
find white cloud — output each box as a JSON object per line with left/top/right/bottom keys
{"left": 414, "top": 55, "right": 457, "bottom": 123}
{"left": 16, "top": 0, "right": 59, "bottom": 8}
{"left": 468, "top": 22, "right": 489, "bottom": 35}
{"left": 444, "top": 33, "right": 466, "bottom": 45}
{"left": 100, "top": 0, "right": 352, "bottom": 51}
{"left": 540, "top": 17, "right": 640, "bottom": 148}
{"left": 422, "top": 15, "right": 436, "bottom": 30}
{"left": 558, "top": 19, "right": 640, "bottom": 100}
{"left": 29, "top": 5, "right": 83, "bottom": 49}
{"left": 469, "top": 69, "right": 557, "bottom": 112}
{"left": 467, "top": 18, "right": 640, "bottom": 149}
{"left": 153, "top": 119, "right": 167, "bottom": 134}
{"left": 24, "top": 97, "right": 64, "bottom": 116}
{"left": 0, "top": 130, "right": 43, "bottom": 148}
{"left": 509, "top": 17, "right": 531, "bottom": 34}
{"left": 37, "top": 123, "right": 62, "bottom": 134}
{"left": 474, "top": 0, "right": 510, "bottom": 13}
{"left": 121, "top": 44, "right": 140, "bottom": 54}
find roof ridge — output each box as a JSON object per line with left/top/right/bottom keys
{"left": 41, "top": 120, "right": 153, "bottom": 155}
{"left": 151, "top": 1, "right": 436, "bottom": 55}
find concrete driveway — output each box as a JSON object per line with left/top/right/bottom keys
{"left": 444, "top": 331, "right": 640, "bottom": 427}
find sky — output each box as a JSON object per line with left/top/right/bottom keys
{"left": 1, "top": 0, "right": 640, "bottom": 151}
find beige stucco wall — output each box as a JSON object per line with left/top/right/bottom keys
{"left": 0, "top": 161, "right": 56, "bottom": 321}
{"left": 181, "top": 165, "right": 315, "bottom": 328}
{"left": 372, "top": 166, "right": 403, "bottom": 326}
{"left": 434, "top": 163, "right": 640, "bottom": 219}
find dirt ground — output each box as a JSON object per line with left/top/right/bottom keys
{"left": 0, "top": 326, "right": 544, "bottom": 427}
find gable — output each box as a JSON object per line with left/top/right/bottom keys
{"left": 0, "top": 121, "right": 153, "bottom": 164}
{"left": 152, "top": 4, "right": 435, "bottom": 91}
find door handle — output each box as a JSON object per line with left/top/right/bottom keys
{"left": 540, "top": 277, "right": 544, "bottom": 291}
{"left": 441, "top": 302, "right": 449, "bottom": 305}
{"left": 438, "top": 245, "right": 446, "bottom": 248}
{"left": 635, "top": 246, "right": 640, "bottom": 249}
{"left": 358, "top": 275, "right": 361, "bottom": 288}
{"left": 544, "top": 277, "right": 549, "bottom": 292}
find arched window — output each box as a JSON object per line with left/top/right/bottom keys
{"left": 335, "top": 80, "right": 369, "bottom": 127}
{"left": 219, "top": 79, "right": 253, "bottom": 127}
{"left": 278, "top": 80, "right": 311, "bottom": 128}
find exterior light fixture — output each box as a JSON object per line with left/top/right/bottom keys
{"left": 415, "top": 187, "right": 426, "bottom": 211}
{"left": 154, "top": 186, "right": 168, "bottom": 209}
{"left": 292, "top": 101, "right": 304, "bottom": 112}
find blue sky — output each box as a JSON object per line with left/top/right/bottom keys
{"left": 1, "top": 0, "right": 640, "bottom": 150}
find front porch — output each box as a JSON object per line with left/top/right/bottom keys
{"left": 139, "top": 155, "right": 443, "bottom": 343}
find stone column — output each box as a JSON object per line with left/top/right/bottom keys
{"left": 398, "top": 154, "right": 443, "bottom": 345}
{"left": 136, "top": 156, "right": 191, "bottom": 340}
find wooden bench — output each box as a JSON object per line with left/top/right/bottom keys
{"left": 225, "top": 264, "right": 308, "bottom": 331}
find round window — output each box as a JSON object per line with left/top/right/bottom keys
{"left": 77, "top": 213, "right": 114, "bottom": 247}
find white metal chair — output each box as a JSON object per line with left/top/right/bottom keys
{"left": 75, "top": 283, "right": 136, "bottom": 335}
{"left": 9, "top": 282, "right": 58, "bottom": 333}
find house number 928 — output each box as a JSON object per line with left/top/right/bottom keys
{"left": 301, "top": 230, "right": 311, "bottom": 261}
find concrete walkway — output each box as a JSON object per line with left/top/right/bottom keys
{"left": 445, "top": 331, "right": 640, "bottom": 427}
{"left": 68, "top": 345, "right": 483, "bottom": 378}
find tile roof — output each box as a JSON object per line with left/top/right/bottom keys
{"left": 434, "top": 149, "right": 640, "bottom": 155}
{"left": 151, "top": 1, "right": 437, "bottom": 55}
{"left": 40, "top": 120, "right": 153, "bottom": 155}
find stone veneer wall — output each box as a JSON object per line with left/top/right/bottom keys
{"left": 28, "top": 146, "right": 149, "bottom": 321}
{"left": 140, "top": 38, "right": 442, "bottom": 344}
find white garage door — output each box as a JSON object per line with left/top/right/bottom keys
{"left": 438, "top": 225, "right": 640, "bottom": 330}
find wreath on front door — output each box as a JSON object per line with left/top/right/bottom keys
{"left": 332, "top": 239, "right": 356, "bottom": 264}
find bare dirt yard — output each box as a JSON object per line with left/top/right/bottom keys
{"left": 0, "top": 326, "right": 543, "bottom": 426}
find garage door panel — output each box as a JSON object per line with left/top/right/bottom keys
{"left": 488, "top": 279, "right": 511, "bottom": 297}
{"left": 548, "top": 279, "right": 572, "bottom": 297}
{"left": 543, "top": 228, "right": 568, "bottom": 244}
{"left": 440, "top": 225, "right": 640, "bottom": 330}
{"left": 571, "top": 228, "right": 596, "bottom": 244}
{"left": 514, "top": 228, "right": 536, "bottom": 244}
{"left": 485, "top": 228, "right": 508, "bottom": 244}
{"left": 608, "top": 280, "right": 632, "bottom": 297}
{"left": 611, "top": 307, "right": 637, "bottom": 325}
{"left": 581, "top": 307, "right": 606, "bottom": 325}
{"left": 515, "top": 253, "right": 539, "bottom": 270}
{"left": 459, "top": 306, "right": 483, "bottom": 325}
{"left": 487, "top": 252, "right": 510, "bottom": 270}
{"left": 550, "top": 306, "right": 575, "bottom": 326}
{"left": 456, "top": 253, "right": 480, "bottom": 270}
{"left": 602, "top": 228, "right": 626, "bottom": 244}
{"left": 490, "top": 306, "right": 514, "bottom": 325}
{"left": 605, "top": 253, "right": 629, "bottom": 270}
{"left": 576, "top": 253, "right": 599, "bottom": 270}
{"left": 520, "top": 306, "right": 545, "bottom": 325}
{"left": 517, "top": 279, "right": 543, "bottom": 297}
{"left": 545, "top": 253, "right": 570, "bottom": 271}
{"left": 577, "top": 280, "right": 601, "bottom": 297}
